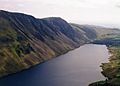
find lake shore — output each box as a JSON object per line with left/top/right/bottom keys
{"left": 0, "top": 44, "right": 108, "bottom": 86}
{"left": 0, "top": 43, "right": 83, "bottom": 79}
{"left": 89, "top": 46, "right": 120, "bottom": 86}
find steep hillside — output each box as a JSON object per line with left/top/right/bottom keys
{"left": 0, "top": 10, "right": 95, "bottom": 77}
{"left": 70, "top": 23, "right": 97, "bottom": 40}
{"left": 82, "top": 25, "right": 120, "bottom": 39}
{"left": 71, "top": 23, "right": 120, "bottom": 47}
{"left": 70, "top": 23, "right": 120, "bottom": 39}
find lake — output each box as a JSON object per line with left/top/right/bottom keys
{"left": 0, "top": 44, "right": 109, "bottom": 86}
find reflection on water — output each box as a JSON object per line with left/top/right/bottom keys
{"left": 0, "top": 44, "right": 109, "bottom": 86}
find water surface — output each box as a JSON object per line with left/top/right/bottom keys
{"left": 0, "top": 44, "right": 109, "bottom": 86}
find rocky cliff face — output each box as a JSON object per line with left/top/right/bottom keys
{"left": 0, "top": 10, "right": 96, "bottom": 77}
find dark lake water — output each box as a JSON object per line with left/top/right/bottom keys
{"left": 0, "top": 44, "right": 109, "bottom": 86}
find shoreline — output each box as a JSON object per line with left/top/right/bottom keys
{"left": 89, "top": 46, "right": 120, "bottom": 86}
{"left": 89, "top": 46, "right": 111, "bottom": 86}
{"left": 0, "top": 43, "right": 109, "bottom": 86}
{"left": 0, "top": 43, "right": 85, "bottom": 80}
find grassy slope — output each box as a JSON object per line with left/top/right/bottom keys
{"left": 0, "top": 18, "right": 51, "bottom": 77}
{"left": 0, "top": 11, "right": 77, "bottom": 77}
{"left": 70, "top": 23, "right": 120, "bottom": 40}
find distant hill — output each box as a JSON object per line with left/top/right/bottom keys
{"left": 70, "top": 23, "right": 120, "bottom": 39}
{"left": 0, "top": 10, "right": 120, "bottom": 77}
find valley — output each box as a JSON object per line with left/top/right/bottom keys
{"left": 0, "top": 10, "right": 120, "bottom": 86}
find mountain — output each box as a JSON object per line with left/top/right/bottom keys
{"left": 0, "top": 10, "right": 120, "bottom": 78}
{"left": 70, "top": 23, "right": 97, "bottom": 40}
{"left": 70, "top": 23, "right": 120, "bottom": 39}
{"left": 0, "top": 10, "right": 97, "bottom": 77}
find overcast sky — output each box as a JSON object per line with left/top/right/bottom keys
{"left": 0, "top": 0, "right": 120, "bottom": 28}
